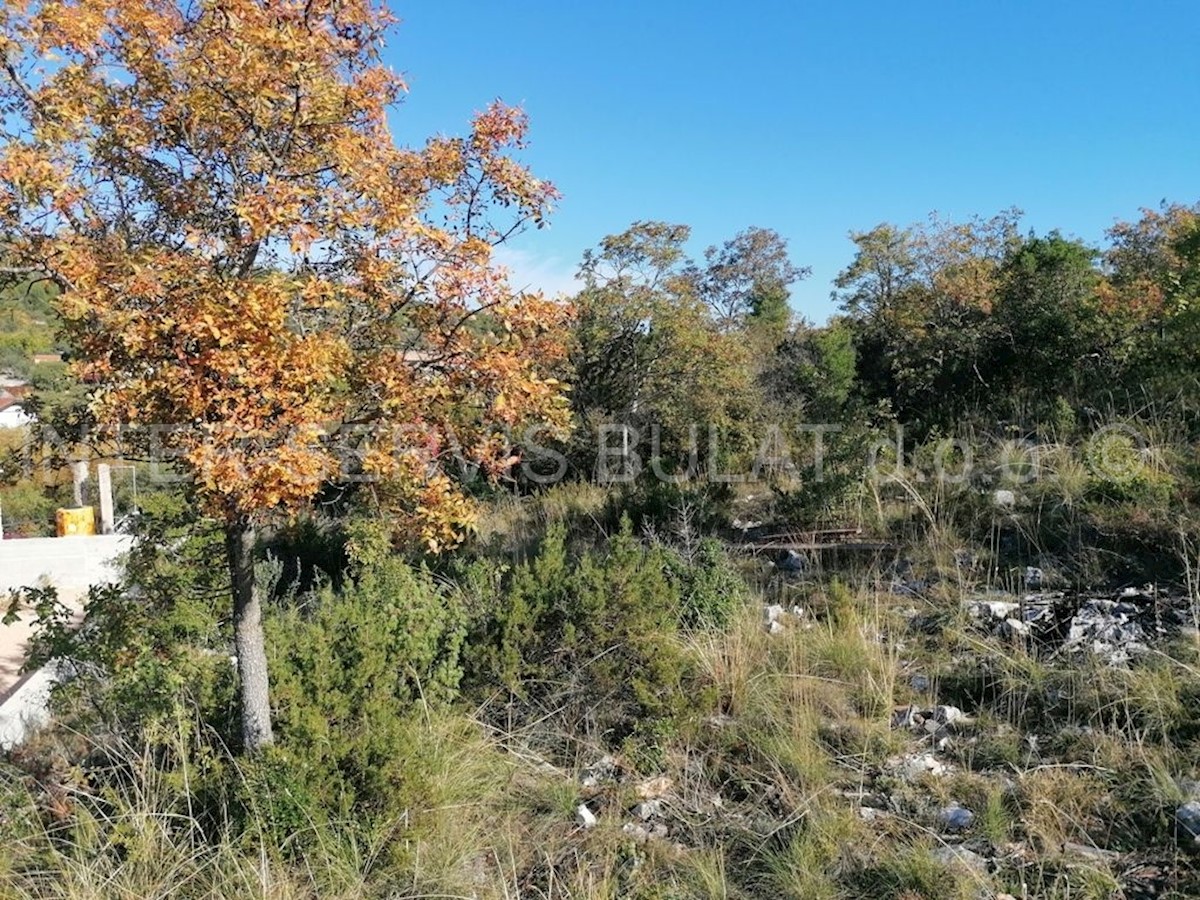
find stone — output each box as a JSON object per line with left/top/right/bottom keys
{"left": 580, "top": 755, "right": 618, "bottom": 789}
{"left": 932, "top": 845, "right": 987, "bottom": 874}
{"left": 938, "top": 804, "right": 975, "bottom": 832}
{"left": 899, "top": 752, "right": 948, "bottom": 779}
{"left": 622, "top": 822, "right": 649, "bottom": 840}
{"left": 1063, "top": 599, "right": 1151, "bottom": 664}
{"left": 911, "top": 673, "right": 931, "bottom": 693}
{"left": 768, "top": 620, "right": 785, "bottom": 635}
{"left": 933, "top": 705, "right": 970, "bottom": 726}
{"left": 764, "top": 604, "right": 785, "bottom": 624}
{"left": 633, "top": 800, "right": 662, "bottom": 821}
{"left": 778, "top": 549, "right": 807, "bottom": 572}
{"left": 576, "top": 803, "right": 598, "bottom": 828}
{"left": 1175, "top": 801, "right": 1200, "bottom": 850}
{"left": 891, "top": 705, "right": 924, "bottom": 730}
{"left": 1025, "top": 566, "right": 1044, "bottom": 589}
{"left": 1001, "top": 617, "right": 1031, "bottom": 638}
{"left": 966, "top": 598, "right": 1020, "bottom": 621}
{"left": 993, "top": 489, "right": 1016, "bottom": 509}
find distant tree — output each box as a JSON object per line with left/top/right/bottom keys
{"left": 834, "top": 223, "right": 919, "bottom": 319}
{"left": 991, "top": 232, "right": 1103, "bottom": 411}
{"left": 570, "top": 221, "right": 752, "bottom": 477}
{"left": 697, "top": 226, "right": 809, "bottom": 335}
{"left": 763, "top": 318, "right": 858, "bottom": 424}
{"left": 1102, "top": 203, "right": 1200, "bottom": 399}
{"left": 0, "top": 0, "right": 569, "bottom": 751}
{"left": 836, "top": 211, "right": 1021, "bottom": 427}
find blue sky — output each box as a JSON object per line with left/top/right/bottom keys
{"left": 386, "top": 1, "right": 1200, "bottom": 322}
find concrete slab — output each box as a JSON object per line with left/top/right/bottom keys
{"left": 0, "top": 535, "right": 131, "bottom": 696}
{"left": 0, "top": 662, "right": 63, "bottom": 749}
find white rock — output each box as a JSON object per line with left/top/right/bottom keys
{"left": 633, "top": 800, "right": 662, "bottom": 820}
{"left": 933, "top": 705, "right": 969, "bottom": 726}
{"left": 993, "top": 489, "right": 1016, "bottom": 508}
{"left": 764, "top": 604, "right": 785, "bottom": 623}
{"left": 622, "top": 822, "right": 649, "bottom": 840}
{"left": 580, "top": 755, "right": 617, "bottom": 788}
{"left": 1001, "top": 618, "right": 1031, "bottom": 638}
{"left": 900, "top": 753, "right": 948, "bottom": 778}
{"left": 575, "top": 803, "right": 598, "bottom": 828}
{"left": 965, "top": 598, "right": 1020, "bottom": 620}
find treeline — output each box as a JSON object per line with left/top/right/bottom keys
{"left": 550, "top": 203, "right": 1200, "bottom": 519}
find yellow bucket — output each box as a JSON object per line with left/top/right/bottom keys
{"left": 56, "top": 506, "right": 96, "bottom": 537}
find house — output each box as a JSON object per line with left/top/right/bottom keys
{"left": 0, "top": 392, "right": 33, "bottom": 429}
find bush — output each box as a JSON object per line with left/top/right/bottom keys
{"left": 460, "top": 516, "right": 724, "bottom": 765}
{"left": 7, "top": 490, "right": 239, "bottom": 742}
{"left": 263, "top": 556, "right": 466, "bottom": 839}
{"left": 669, "top": 537, "right": 748, "bottom": 629}
{"left": 1083, "top": 428, "right": 1177, "bottom": 507}
{"left": 0, "top": 481, "right": 57, "bottom": 537}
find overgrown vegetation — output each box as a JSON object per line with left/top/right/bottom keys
{"left": 1, "top": 1, "right": 1200, "bottom": 897}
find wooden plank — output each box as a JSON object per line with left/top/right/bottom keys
{"left": 729, "top": 541, "right": 895, "bottom": 553}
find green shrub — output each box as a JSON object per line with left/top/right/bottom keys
{"left": 461, "top": 516, "right": 720, "bottom": 765}
{"left": 669, "top": 537, "right": 748, "bottom": 629}
{"left": 1083, "top": 428, "right": 1176, "bottom": 506}
{"left": 0, "top": 481, "right": 58, "bottom": 537}
{"left": 264, "top": 556, "right": 465, "bottom": 834}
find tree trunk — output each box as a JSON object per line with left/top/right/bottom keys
{"left": 226, "top": 520, "right": 274, "bottom": 752}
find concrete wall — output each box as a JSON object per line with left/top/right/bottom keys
{"left": 0, "top": 663, "right": 61, "bottom": 749}
{"left": 0, "top": 534, "right": 132, "bottom": 594}
{"left": 0, "top": 534, "right": 133, "bottom": 721}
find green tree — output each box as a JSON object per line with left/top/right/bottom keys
{"left": 570, "top": 221, "right": 754, "bottom": 481}
{"left": 991, "top": 232, "right": 1103, "bottom": 413}
{"left": 697, "top": 226, "right": 808, "bottom": 337}
{"left": 837, "top": 211, "right": 1021, "bottom": 428}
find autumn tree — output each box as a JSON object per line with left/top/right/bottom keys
{"left": 1102, "top": 203, "right": 1200, "bottom": 397}
{"left": 837, "top": 211, "right": 1021, "bottom": 427}
{"left": 990, "top": 232, "right": 1104, "bottom": 412}
{"left": 0, "top": 0, "right": 570, "bottom": 751}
